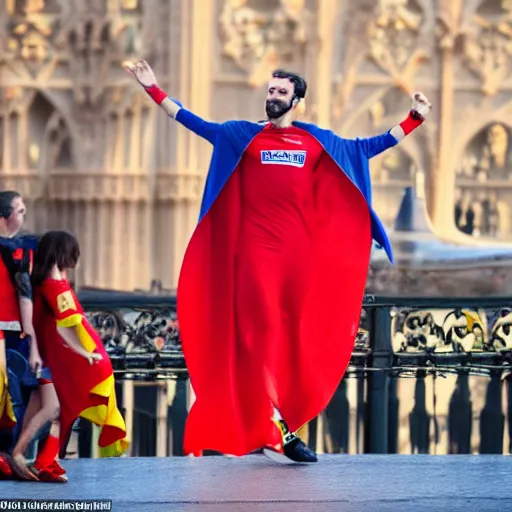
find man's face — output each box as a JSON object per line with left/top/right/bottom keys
{"left": 265, "top": 77, "right": 295, "bottom": 119}
{"left": 6, "top": 196, "right": 26, "bottom": 236}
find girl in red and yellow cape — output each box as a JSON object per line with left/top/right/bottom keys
{"left": 5, "top": 230, "right": 128, "bottom": 481}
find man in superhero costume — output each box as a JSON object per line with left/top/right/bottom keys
{"left": 124, "top": 60, "right": 431, "bottom": 463}
{"left": 0, "top": 190, "right": 43, "bottom": 476}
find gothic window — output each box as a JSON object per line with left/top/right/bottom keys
{"left": 455, "top": 123, "right": 512, "bottom": 239}
{"left": 27, "top": 93, "right": 73, "bottom": 171}
{"left": 28, "top": 93, "right": 53, "bottom": 169}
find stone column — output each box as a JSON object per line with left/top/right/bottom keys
{"left": 314, "top": 0, "right": 338, "bottom": 128}
{"left": 154, "top": 0, "right": 214, "bottom": 290}
{"left": 431, "top": 0, "right": 463, "bottom": 236}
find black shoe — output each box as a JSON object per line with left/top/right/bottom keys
{"left": 263, "top": 419, "right": 318, "bottom": 465}
{"left": 283, "top": 436, "right": 317, "bottom": 463}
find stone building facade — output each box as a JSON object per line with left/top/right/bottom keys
{"left": 3, "top": 0, "right": 512, "bottom": 291}
{"left": 4, "top": 0, "right": 512, "bottom": 457}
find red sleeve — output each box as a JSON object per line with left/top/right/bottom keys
{"left": 40, "top": 279, "right": 81, "bottom": 322}
{"left": 399, "top": 110, "right": 423, "bottom": 135}
{"left": 144, "top": 84, "right": 168, "bottom": 104}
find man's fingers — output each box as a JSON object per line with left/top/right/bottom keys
{"left": 122, "top": 58, "right": 157, "bottom": 88}
{"left": 412, "top": 92, "right": 431, "bottom": 113}
{"left": 413, "top": 92, "right": 430, "bottom": 105}
{"left": 122, "top": 59, "right": 148, "bottom": 78}
{"left": 122, "top": 60, "right": 136, "bottom": 75}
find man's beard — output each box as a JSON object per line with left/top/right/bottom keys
{"left": 265, "top": 99, "right": 293, "bottom": 120}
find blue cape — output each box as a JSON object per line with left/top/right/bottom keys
{"left": 174, "top": 104, "right": 396, "bottom": 262}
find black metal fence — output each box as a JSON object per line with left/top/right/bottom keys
{"left": 359, "top": 296, "right": 512, "bottom": 454}
{"left": 77, "top": 292, "right": 512, "bottom": 457}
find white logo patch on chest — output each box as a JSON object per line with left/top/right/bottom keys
{"left": 260, "top": 150, "right": 307, "bottom": 167}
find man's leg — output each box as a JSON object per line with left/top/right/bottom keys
{"left": 0, "top": 331, "right": 39, "bottom": 478}
{"left": 234, "top": 246, "right": 317, "bottom": 461}
{"left": 263, "top": 250, "right": 318, "bottom": 464}
{"left": 0, "top": 331, "right": 32, "bottom": 475}
{"left": 232, "top": 249, "right": 286, "bottom": 454}
{"left": 5, "top": 331, "right": 33, "bottom": 439}
{"left": 0, "top": 331, "right": 14, "bottom": 477}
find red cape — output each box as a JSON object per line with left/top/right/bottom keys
{"left": 178, "top": 153, "right": 371, "bottom": 456}
{"left": 34, "top": 279, "right": 128, "bottom": 454}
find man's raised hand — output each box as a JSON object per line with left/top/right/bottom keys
{"left": 390, "top": 92, "right": 431, "bottom": 142}
{"left": 412, "top": 92, "right": 431, "bottom": 121}
{"left": 123, "top": 59, "right": 171, "bottom": 109}
{"left": 123, "top": 59, "right": 158, "bottom": 88}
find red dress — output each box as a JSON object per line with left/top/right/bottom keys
{"left": 180, "top": 124, "right": 372, "bottom": 456}
{"left": 33, "top": 278, "right": 128, "bottom": 455}
{"left": 235, "top": 125, "right": 323, "bottom": 416}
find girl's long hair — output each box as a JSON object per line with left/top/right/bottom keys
{"left": 32, "top": 230, "right": 80, "bottom": 287}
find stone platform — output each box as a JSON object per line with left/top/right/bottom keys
{"left": 2, "top": 455, "right": 512, "bottom": 511}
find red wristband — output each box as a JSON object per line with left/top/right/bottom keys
{"left": 144, "top": 85, "right": 167, "bottom": 105}
{"left": 399, "top": 110, "right": 423, "bottom": 135}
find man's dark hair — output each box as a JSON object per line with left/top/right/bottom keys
{"left": 0, "top": 191, "right": 21, "bottom": 219}
{"left": 271, "top": 69, "right": 307, "bottom": 100}
{"left": 32, "top": 230, "right": 80, "bottom": 287}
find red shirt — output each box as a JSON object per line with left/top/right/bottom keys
{"left": 0, "top": 243, "right": 30, "bottom": 329}
{"left": 239, "top": 124, "right": 324, "bottom": 248}
{"left": 0, "top": 259, "right": 19, "bottom": 326}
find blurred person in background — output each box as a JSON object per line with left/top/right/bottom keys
{"left": 0, "top": 191, "right": 42, "bottom": 478}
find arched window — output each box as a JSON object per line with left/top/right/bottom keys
{"left": 455, "top": 123, "right": 512, "bottom": 239}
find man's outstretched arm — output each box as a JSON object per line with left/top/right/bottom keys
{"left": 123, "top": 59, "right": 221, "bottom": 145}
{"left": 358, "top": 92, "right": 432, "bottom": 159}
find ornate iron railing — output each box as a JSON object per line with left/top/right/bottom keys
{"left": 77, "top": 291, "right": 512, "bottom": 456}
{"left": 80, "top": 291, "right": 185, "bottom": 379}
{"left": 81, "top": 291, "right": 512, "bottom": 378}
